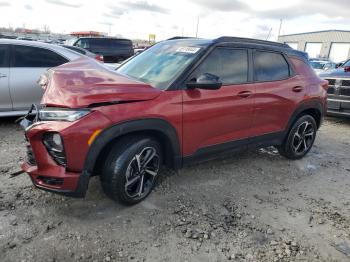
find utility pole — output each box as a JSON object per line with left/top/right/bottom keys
{"left": 195, "top": 16, "right": 199, "bottom": 38}
{"left": 266, "top": 27, "right": 272, "bottom": 40}
{"left": 277, "top": 18, "right": 283, "bottom": 40}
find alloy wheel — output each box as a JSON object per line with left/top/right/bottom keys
{"left": 292, "top": 121, "right": 315, "bottom": 155}
{"left": 124, "top": 147, "right": 160, "bottom": 199}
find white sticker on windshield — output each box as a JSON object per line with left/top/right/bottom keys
{"left": 176, "top": 47, "right": 201, "bottom": 54}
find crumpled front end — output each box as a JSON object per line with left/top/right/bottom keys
{"left": 20, "top": 106, "right": 112, "bottom": 197}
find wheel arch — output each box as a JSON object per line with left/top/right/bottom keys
{"left": 83, "top": 118, "right": 182, "bottom": 178}
{"left": 286, "top": 99, "right": 324, "bottom": 133}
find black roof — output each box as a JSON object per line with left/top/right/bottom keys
{"left": 165, "top": 36, "right": 308, "bottom": 61}
{"left": 167, "top": 36, "right": 197, "bottom": 40}
{"left": 77, "top": 37, "right": 132, "bottom": 42}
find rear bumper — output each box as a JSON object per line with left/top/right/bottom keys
{"left": 327, "top": 97, "right": 350, "bottom": 117}
{"left": 327, "top": 110, "right": 350, "bottom": 118}
{"left": 21, "top": 162, "right": 90, "bottom": 198}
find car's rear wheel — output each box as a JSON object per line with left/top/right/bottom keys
{"left": 278, "top": 115, "right": 317, "bottom": 160}
{"left": 100, "top": 136, "right": 162, "bottom": 205}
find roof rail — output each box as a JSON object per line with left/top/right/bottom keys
{"left": 214, "top": 36, "right": 290, "bottom": 48}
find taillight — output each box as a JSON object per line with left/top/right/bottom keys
{"left": 95, "top": 54, "right": 104, "bottom": 62}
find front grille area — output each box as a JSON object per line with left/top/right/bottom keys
{"left": 325, "top": 78, "right": 350, "bottom": 97}
{"left": 340, "top": 88, "right": 350, "bottom": 96}
{"left": 25, "top": 137, "right": 36, "bottom": 165}
{"left": 327, "top": 79, "right": 336, "bottom": 85}
{"left": 342, "top": 80, "right": 350, "bottom": 87}
{"left": 327, "top": 86, "right": 335, "bottom": 94}
{"left": 37, "top": 176, "right": 64, "bottom": 186}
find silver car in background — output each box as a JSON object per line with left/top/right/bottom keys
{"left": 0, "top": 39, "right": 82, "bottom": 117}
{"left": 309, "top": 59, "right": 337, "bottom": 75}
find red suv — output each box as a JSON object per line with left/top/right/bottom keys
{"left": 20, "top": 37, "right": 328, "bottom": 204}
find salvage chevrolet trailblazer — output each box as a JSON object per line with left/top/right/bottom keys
{"left": 20, "top": 37, "right": 328, "bottom": 204}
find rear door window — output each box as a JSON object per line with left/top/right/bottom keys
{"left": 193, "top": 47, "right": 249, "bottom": 84}
{"left": 254, "top": 51, "right": 290, "bottom": 82}
{"left": 0, "top": 44, "right": 9, "bottom": 67}
{"left": 12, "top": 45, "right": 68, "bottom": 67}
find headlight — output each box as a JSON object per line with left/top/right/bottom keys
{"left": 39, "top": 108, "right": 90, "bottom": 122}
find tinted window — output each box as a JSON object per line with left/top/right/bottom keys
{"left": 13, "top": 45, "right": 68, "bottom": 67}
{"left": 193, "top": 48, "right": 248, "bottom": 84}
{"left": 254, "top": 51, "right": 290, "bottom": 81}
{"left": 0, "top": 45, "right": 9, "bottom": 67}
{"left": 90, "top": 39, "right": 132, "bottom": 49}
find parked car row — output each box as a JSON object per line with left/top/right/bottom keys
{"left": 0, "top": 39, "right": 84, "bottom": 116}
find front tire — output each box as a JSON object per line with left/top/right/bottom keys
{"left": 278, "top": 115, "right": 317, "bottom": 160}
{"left": 100, "top": 136, "right": 162, "bottom": 205}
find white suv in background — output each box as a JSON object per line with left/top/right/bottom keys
{"left": 0, "top": 39, "right": 82, "bottom": 117}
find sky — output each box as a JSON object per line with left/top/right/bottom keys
{"left": 0, "top": 0, "right": 349, "bottom": 41}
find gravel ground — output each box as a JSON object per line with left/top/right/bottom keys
{"left": 0, "top": 117, "right": 350, "bottom": 262}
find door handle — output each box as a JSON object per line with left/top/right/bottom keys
{"left": 0, "top": 73, "right": 7, "bottom": 78}
{"left": 237, "top": 90, "right": 252, "bottom": 98}
{"left": 292, "top": 86, "right": 303, "bottom": 92}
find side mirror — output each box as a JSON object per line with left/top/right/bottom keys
{"left": 344, "top": 66, "right": 350, "bottom": 72}
{"left": 186, "top": 73, "right": 222, "bottom": 90}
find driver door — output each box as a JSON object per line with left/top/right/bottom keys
{"left": 182, "top": 47, "right": 255, "bottom": 156}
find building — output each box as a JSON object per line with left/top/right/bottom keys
{"left": 278, "top": 30, "right": 350, "bottom": 62}
{"left": 70, "top": 31, "right": 106, "bottom": 38}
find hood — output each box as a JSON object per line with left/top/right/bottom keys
{"left": 41, "top": 58, "right": 161, "bottom": 108}
{"left": 319, "top": 67, "right": 350, "bottom": 79}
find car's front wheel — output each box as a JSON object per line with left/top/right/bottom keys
{"left": 278, "top": 114, "right": 317, "bottom": 160}
{"left": 100, "top": 136, "right": 162, "bottom": 205}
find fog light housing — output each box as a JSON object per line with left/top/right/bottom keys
{"left": 42, "top": 132, "right": 66, "bottom": 166}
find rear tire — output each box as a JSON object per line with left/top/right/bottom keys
{"left": 100, "top": 136, "right": 162, "bottom": 205}
{"left": 278, "top": 115, "right": 317, "bottom": 160}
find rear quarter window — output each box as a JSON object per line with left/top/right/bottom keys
{"left": 254, "top": 51, "right": 290, "bottom": 82}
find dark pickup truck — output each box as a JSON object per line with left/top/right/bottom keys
{"left": 319, "top": 59, "right": 350, "bottom": 117}
{"left": 72, "top": 37, "right": 134, "bottom": 63}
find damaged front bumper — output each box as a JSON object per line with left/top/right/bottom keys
{"left": 18, "top": 105, "right": 91, "bottom": 198}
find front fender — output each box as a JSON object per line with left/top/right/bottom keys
{"left": 83, "top": 118, "right": 182, "bottom": 176}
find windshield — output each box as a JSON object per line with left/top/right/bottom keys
{"left": 343, "top": 60, "right": 350, "bottom": 67}
{"left": 310, "top": 61, "right": 326, "bottom": 69}
{"left": 117, "top": 41, "right": 204, "bottom": 89}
